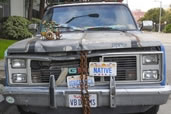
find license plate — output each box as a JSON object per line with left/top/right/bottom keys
{"left": 69, "top": 94, "right": 97, "bottom": 108}
{"left": 89, "top": 62, "right": 117, "bottom": 76}
{"left": 67, "top": 76, "right": 94, "bottom": 88}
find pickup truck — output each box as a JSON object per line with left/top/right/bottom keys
{"left": 2, "top": 2, "right": 171, "bottom": 114}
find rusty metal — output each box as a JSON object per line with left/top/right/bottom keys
{"left": 126, "top": 32, "right": 142, "bottom": 47}
{"left": 80, "top": 51, "right": 91, "bottom": 114}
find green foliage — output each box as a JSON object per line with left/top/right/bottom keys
{"left": 162, "top": 10, "right": 171, "bottom": 24}
{"left": 0, "top": 39, "right": 16, "bottom": 59}
{"left": 163, "top": 24, "right": 171, "bottom": 33}
{"left": 1, "top": 16, "right": 32, "bottom": 40}
{"left": 139, "top": 8, "right": 165, "bottom": 23}
{"left": 31, "top": 18, "right": 41, "bottom": 25}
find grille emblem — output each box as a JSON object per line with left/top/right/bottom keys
{"left": 68, "top": 68, "right": 77, "bottom": 74}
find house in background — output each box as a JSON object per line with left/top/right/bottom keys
{"left": 0, "top": 0, "right": 40, "bottom": 20}
{"left": 0, "top": 0, "right": 10, "bottom": 19}
{"left": 132, "top": 9, "right": 145, "bottom": 22}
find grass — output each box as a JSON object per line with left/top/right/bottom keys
{"left": 0, "top": 39, "right": 17, "bottom": 59}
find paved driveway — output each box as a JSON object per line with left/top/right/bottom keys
{"left": 146, "top": 32, "right": 171, "bottom": 114}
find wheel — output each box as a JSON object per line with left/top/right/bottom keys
{"left": 142, "top": 105, "right": 159, "bottom": 114}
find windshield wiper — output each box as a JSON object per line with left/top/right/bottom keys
{"left": 65, "top": 13, "right": 99, "bottom": 24}
{"left": 54, "top": 24, "right": 84, "bottom": 31}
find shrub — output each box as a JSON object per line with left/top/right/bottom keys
{"left": 1, "top": 16, "right": 32, "bottom": 40}
{"left": 163, "top": 24, "right": 171, "bottom": 33}
{"left": 31, "top": 18, "right": 41, "bottom": 25}
{"left": 0, "top": 17, "right": 8, "bottom": 37}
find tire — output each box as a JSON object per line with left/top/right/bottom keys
{"left": 142, "top": 105, "right": 159, "bottom": 114}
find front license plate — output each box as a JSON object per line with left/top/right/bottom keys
{"left": 89, "top": 62, "right": 117, "bottom": 76}
{"left": 69, "top": 94, "right": 97, "bottom": 108}
{"left": 67, "top": 76, "right": 94, "bottom": 88}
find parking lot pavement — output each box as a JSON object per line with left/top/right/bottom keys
{"left": 0, "top": 60, "right": 4, "bottom": 70}
{"left": 0, "top": 60, "right": 5, "bottom": 104}
{"left": 0, "top": 102, "right": 20, "bottom": 114}
{"left": 0, "top": 84, "right": 4, "bottom": 103}
{"left": 158, "top": 97, "right": 171, "bottom": 114}
{"left": 0, "top": 95, "right": 3, "bottom": 102}
{"left": 0, "top": 60, "right": 5, "bottom": 83}
{"left": 144, "top": 32, "right": 171, "bottom": 46}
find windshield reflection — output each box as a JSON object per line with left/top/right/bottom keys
{"left": 41, "top": 4, "right": 137, "bottom": 32}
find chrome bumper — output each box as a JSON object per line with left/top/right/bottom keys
{"left": 3, "top": 85, "right": 171, "bottom": 107}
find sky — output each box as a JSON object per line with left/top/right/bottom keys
{"left": 122, "top": 0, "right": 171, "bottom": 11}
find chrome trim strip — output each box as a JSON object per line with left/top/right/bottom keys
{"left": 6, "top": 51, "right": 163, "bottom": 60}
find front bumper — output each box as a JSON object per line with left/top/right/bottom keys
{"left": 2, "top": 85, "right": 171, "bottom": 107}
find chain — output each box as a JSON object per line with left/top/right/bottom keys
{"left": 80, "top": 51, "right": 91, "bottom": 114}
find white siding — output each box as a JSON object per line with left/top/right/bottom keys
{"left": 10, "top": 0, "right": 25, "bottom": 17}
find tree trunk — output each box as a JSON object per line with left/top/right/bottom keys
{"left": 39, "top": 0, "right": 45, "bottom": 19}
{"left": 28, "top": 0, "right": 33, "bottom": 21}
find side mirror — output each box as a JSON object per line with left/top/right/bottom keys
{"left": 28, "top": 24, "right": 38, "bottom": 35}
{"left": 28, "top": 24, "right": 38, "bottom": 30}
{"left": 141, "top": 20, "right": 153, "bottom": 31}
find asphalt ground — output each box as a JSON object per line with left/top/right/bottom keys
{"left": 0, "top": 32, "right": 171, "bottom": 114}
{"left": 146, "top": 32, "right": 171, "bottom": 114}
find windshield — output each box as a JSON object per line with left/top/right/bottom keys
{"left": 41, "top": 4, "right": 137, "bottom": 31}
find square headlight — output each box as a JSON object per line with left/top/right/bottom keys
{"left": 11, "top": 59, "right": 26, "bottom": 68}
{"left": 143, "top": 70, "right": 159, "bottom": 80}
{"left": 12, "top": 73, "right": 27, "bottom": 83}
{"left": 142, "top": 55, "right": 158, "bottom": 65}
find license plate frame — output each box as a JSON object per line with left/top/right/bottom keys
{"left": 89, "top": 62, "right": 117, "bottom": 76}
{"left": 67, "top": 75, "right": 95, "bottom": 88}
{"left": 68, "top": 94, "right": 97, "bottom": 108}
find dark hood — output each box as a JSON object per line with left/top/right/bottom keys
{"left": 7, "top": 31, "right": 161, "bottom": 53}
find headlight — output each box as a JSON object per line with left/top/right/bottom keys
{"left": 142, "top": 55, "right": 158, "bottom": 65}
{"left": 12, "top": 73, "right": 27, "bottom": 83}
{"left": 11, "top": 59, "right": 26, "bottom": 68}
{"left": 143, "top": 70, "right": 159, "bottom": 80}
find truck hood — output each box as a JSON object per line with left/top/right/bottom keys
{"left": 7, "top": 31, "right": 161, "bottom": 53}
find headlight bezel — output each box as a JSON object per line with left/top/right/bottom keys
{"left": 11, "top": 59, "right": 26, "bottom": 68}
{"left": 141, "top": 52, "right": 162, "bottom": 82}
{"left": 12, "top": 73, "right": 27, "bottom": 83}
{"left": 142, "top": 70, "right": 159, "bottom": 80}
{"left": 142, "top": 54, "right": 158, "bottom": 65}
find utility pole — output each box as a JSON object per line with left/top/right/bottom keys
{"left": 158, "top": 1, "right": 162, "bottom": 33}
{"left": 155, "top": 0, "right": 162, "bottom": 32}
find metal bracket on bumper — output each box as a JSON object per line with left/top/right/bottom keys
{"left": 110, "top": 76, "right": 116, "bottom": 108}
{"left": 49, "top": 75, "right": 56, "bottom": 108}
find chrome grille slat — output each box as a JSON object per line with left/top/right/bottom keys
{"left": 31, "top": 56, "right": 137, "bottom": 83}
{"left": 103, "top": 56, "right": 137, "bottom": 81}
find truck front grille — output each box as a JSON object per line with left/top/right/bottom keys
{"left": 31, "top": 60, "right": 80, "bottom": 83}
{"left": 104, "top": 56, "right": 137, "bottom": 81}
{"left": 31, "top": 56, "right": 137, "bottom": 83}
